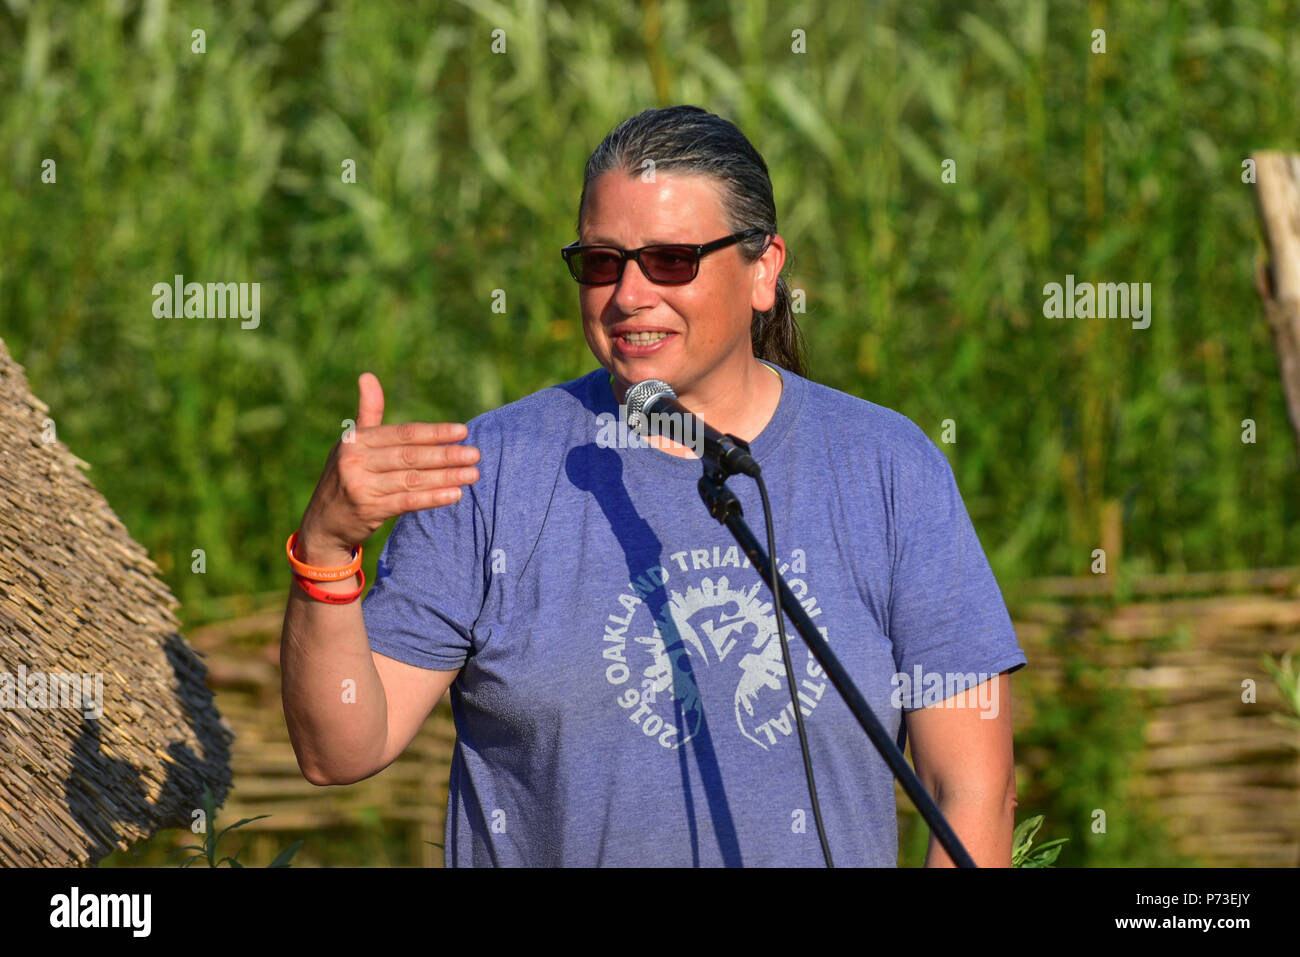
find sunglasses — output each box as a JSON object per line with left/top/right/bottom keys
{"left": 561, "top": 227, "right": 769, "bottom": 285}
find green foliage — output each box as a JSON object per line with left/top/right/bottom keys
{"left": 1262, "top": 650, "right": 1300, "bottom": 737}
{"left": 898, "top": 810, "right": 1067, "bottom": 867}
{"left": 165, "top": 786, "right": 303, "bottom": 868}
{"left": 1, "top": 0, "right": 1297, "bottom": 627}
{"left": 100, "top": 802, "right": 423, "bottom": 867}
{"left": 1012, "top": 814, "right": 1068, "bottom": 867}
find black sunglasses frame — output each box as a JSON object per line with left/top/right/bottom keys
{"left": 560, "top": 227, "right": 770, "bottom": 286}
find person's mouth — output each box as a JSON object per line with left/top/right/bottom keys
{"left": 619, "top": 331, "right": 670, "bottom": 345}
{"left": 609, "top": 325, "right": 677, "bottom": 356}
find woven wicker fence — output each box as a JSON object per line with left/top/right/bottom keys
{"left": 189, "top": 567, "right": 1300, "bottom": 868}
{"left": 987, "top": 567, "right": 1300, "bottom": 867}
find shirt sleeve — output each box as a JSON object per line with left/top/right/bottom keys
{"left": 361, "top": 485, "right": 490, "bottom": 672}
{"left": 887, "top": 437, "right": 1026, "bottom": 711}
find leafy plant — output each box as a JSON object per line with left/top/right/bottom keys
{"left": 1012, "top": 814, "right": 1068, "bottom": 867}
{"left": 4, "top": 0, "right": 1298, "bottom": 626}
{"left": 1262, "top": 650, "right": 1300, "bottom": 736}
{"left": 168, "top": 785, "right": 304, "bottom": 868}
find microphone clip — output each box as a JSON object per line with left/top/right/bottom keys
{"left": 707, "top": 433, "right": 761, "bottom": 480}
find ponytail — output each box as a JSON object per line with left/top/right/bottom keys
{"left": 751, "top": 275, "right": 807, "bottom": 377}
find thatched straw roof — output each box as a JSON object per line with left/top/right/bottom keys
{"left": 0, "top": 337, "right": 232, "bottom": 865}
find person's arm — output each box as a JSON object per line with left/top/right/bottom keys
{"left": 280, "top": 372, "right": 479, "bottom": 784}
{"left": 906, "top": 672, "right": 1017, "bottom": 867}
{"left": 280, "top": 528, "right": 462, "bottom": 785}
{"left": 280, "top": 530, "right": 386, "bottom": 784}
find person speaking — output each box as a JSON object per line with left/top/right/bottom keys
{"left": 280, "top": 105, "right": 1026, "bottom": 867}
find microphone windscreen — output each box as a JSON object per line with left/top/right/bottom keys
{"left": 624, "top": 378, "right": 676, "bottom": 434}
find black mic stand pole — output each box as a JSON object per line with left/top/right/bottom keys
{"left": 697, "top": 448, "right": 978, "bottom": 869}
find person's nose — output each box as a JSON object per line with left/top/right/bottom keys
{"left": 613, "top": 254, "right": 660, "bottom": 311}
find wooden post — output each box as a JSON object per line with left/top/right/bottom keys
{"left": 1251, "top": 152, "right": 1300, "bottom": 455}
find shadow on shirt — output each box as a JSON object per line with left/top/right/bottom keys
{"left": 565, "top": 441, "right": 743, "bottom": 867}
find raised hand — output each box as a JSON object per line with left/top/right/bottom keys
{"left": 295, "top": 372, "right": 480, "bottom": 563}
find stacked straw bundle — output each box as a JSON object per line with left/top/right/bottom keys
{"left": 0, "top": 338, "right": 232, "bottom": 865}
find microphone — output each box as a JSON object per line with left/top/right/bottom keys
{"left": 624, "top": 379, "right": 762, "bottom": 478}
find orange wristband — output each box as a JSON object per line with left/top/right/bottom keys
{"left": 286, "top": 530, "right": 362, "bottom": 582}
{"left": 293, "top": 569, "right": 366, "bottom": 604}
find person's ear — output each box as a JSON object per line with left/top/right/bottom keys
{"left": 749, "top": 233, "right": 786, "bottom": 314}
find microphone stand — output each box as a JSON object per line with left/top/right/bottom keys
{"left": 697, "top": 440, "right": 978, "bottom": 869}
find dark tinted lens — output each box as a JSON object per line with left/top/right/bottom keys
{"left": 641, "top": 246, "right": 698, "bottom": 282}
{"left": 574, "top": 248, "right": 622, "bottom": 283}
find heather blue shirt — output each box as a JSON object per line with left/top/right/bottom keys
{"left": 362, "top": 362, "right": 1026, "bottom": 866}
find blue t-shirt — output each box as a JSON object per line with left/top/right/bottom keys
{"left": 362, "top": 362, "right": 1026, "bottom": 866}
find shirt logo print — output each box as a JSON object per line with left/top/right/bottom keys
{"left": 604, "top": 572, "right": 829, "bottom": 751}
